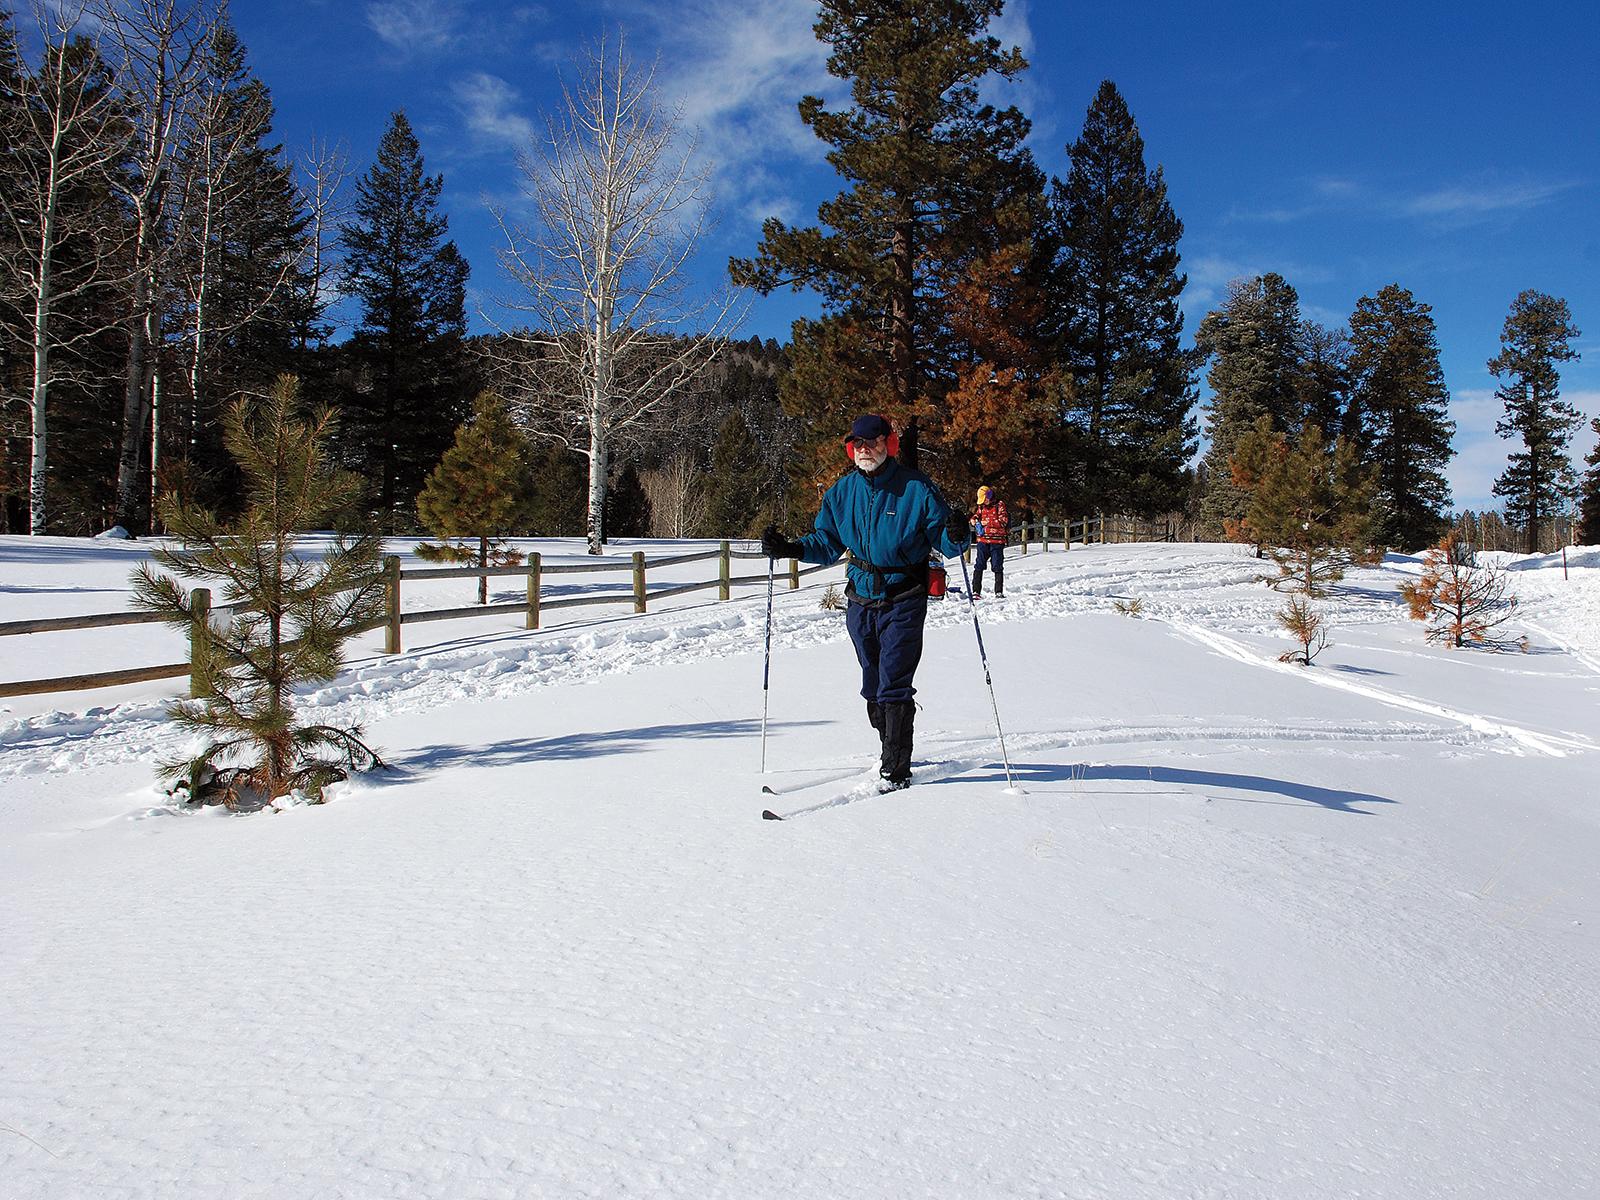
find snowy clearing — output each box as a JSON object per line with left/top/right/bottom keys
{"left": 3, "top": 537, "right": 1598, "bottom": 1198}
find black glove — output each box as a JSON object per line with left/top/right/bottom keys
{"left": 946, "top": 509, "right": 971, "bottom": 544}
{"left": 761, "top": 524, "right": 802, "bottom": 559}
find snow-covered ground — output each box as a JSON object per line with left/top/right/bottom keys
{"left": 3, "top": 536, "right": 1597, "bottom": 1199}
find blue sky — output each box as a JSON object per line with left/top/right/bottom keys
{"left": 229, "top": 0, "right": 1600, "bottom": 512}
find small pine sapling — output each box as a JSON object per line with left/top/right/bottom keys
{"left": 1277, "top": 594, "right": 1330, "bottom": 665}
{"left": 1112, "top": 596, "right": 1145, "bottom": 617}
{"left": 1398, "top": 535, "right": 1527, "bottom": 651}
{"left": 416, "top": 393, "right": 533, "bottom": 604}
{"left": 819, "top": 584, "right": 845, "bottom": 610}
{"left": 132, "top": 377, "right": 387, "bottom": 807}
{"left": 1228, "top": 416, "right": 1377, "bottom": 595}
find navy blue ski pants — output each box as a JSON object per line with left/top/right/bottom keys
{"left": 974, "top": 543, "right": 1004, "bottom": 592}
{"left": 846, "top": 593, "right": 928, "bottom": 704}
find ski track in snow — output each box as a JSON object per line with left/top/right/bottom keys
{"left": 4, "top": 542, "right": 1597, "bottom": 777}
{"left": 5, "top": 540, "right": 1600, "bottom": 1199}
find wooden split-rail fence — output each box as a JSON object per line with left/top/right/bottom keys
{"left": 0, "top": 514, "right": 1161, "bottom": 701}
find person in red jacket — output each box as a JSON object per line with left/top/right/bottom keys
{"left": 971, "top": 485, "right": 1009, "bottom": 597}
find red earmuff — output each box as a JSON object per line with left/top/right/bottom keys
{"left": 843, "top": 426, "right": 899, "bottom": 460}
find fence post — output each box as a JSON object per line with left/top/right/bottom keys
{"left": 526, "top": 552, "right": 541, "bottom": 629}
{"left": 1021, "top": 520, "right": 1030, "bottom": 555}
{"left": 1064, "top": 516, "right": 1071, "bottom": 551}
{"left": 633, "top": 551, "right": 647, "bottom": 613}
{"left": 719, "top": 540, "right": 730, "bottom": 601}
{"left": 384, "top": 554, "right": 402, "bottom": 654}
{"left": 188, "top": 587, "right": 211, "bottom": 698}
{"left": 789, "top": 557, "right": 799, "bottom": 590}
{"left": 1043, "top": 517, "right": 1050, "bottom": 553}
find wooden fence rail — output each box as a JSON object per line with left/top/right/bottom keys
{"left": 0, "top": 516, "right": 1165, "bottom": 699}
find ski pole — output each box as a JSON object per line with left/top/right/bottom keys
{"left": 761, "top": 554, "right": 776, "bottom": 773}
{"left": 955, "top": 550, "right": 1018, "bottom": 791}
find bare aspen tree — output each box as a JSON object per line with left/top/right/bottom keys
{"left": 489, "top": 38, "right": 742, "bottom": 554}
{"left": 0, "top": 1, "right": 134, "bottom": 534}
{"left": 294, "top": 135, "right": 350, "bottom": 351}
{"left": 100, "top": 0, "right": 216, "bottom": 535}
{"left": 171, "top": 19, "right": 299, "bottom": 483}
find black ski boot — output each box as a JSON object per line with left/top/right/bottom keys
{"left": 878, "top": 700, "right": 915, "bottom": 791}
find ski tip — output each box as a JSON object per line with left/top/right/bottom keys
{"left": 760, "top": 785, "right": 777, "bottom": 795}
{"left": 761, "top": 809, "right": 783, "bottom": 821}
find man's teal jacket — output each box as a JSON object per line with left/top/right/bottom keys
{"left": 793, "top": 458, "right": 970, "bottom": 603}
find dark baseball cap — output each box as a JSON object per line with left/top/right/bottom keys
{"left": 846, "top": 414, "right": 892, "bottom": 442}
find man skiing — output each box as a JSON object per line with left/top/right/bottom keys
{"left": 762, "top": 414, "right": 970, "bottom": 791}
{"left": 971, "top": 485, "right": 1010, "bottom": 597}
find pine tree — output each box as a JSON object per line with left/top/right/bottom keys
{"left": 940, "top": 233, "right": 1059, "bottom": 506}
{"left": 339, "top": 111, "right": 472, "bottom": 532}
{"left": 415, "top": 393, "right": 532, "bottom": 605}
{"left": 1195, "top": 273, "right": 1304, "bottom": 539}
{"left": 729, "top": 0, "right": 1039, "bottom": 484}
{"left": 1575, "top": 418, "right": 1600, "bottom": 545}
{"left": 131, "top": 375, "right": 385, "bottom": 807}
{"left": 1297, "top": 320, "right": 1350, "bottom": 441}
{"left": 1400, "top": 535, "right": 1525, "bottom": 651}
{"left": 1051, "top": 80, "right": 1194, "bottom": 516}
{"left": 1346, "top": 284, "right": 1454, "bottom": 550}
{"left": 1490, "top": 290, "right": 1582, "bottom": 554}
{"left": 1229, "top": 415, "right": 1376, "bottom": 595}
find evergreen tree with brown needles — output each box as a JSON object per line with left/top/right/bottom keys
{"left": 1399, "top": 535, "right": 1526, "bottom": 651}
{"left": 415, "top": 393, "right": 532, "bottom": 605}
{"left": 132, "top": 376, "right": 386, "bottom": 807}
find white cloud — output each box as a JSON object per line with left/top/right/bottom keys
{"left": 1404, "top": 180, "right": 1574, "bottom": 218}
{"left": 453, "top": 72, "right": 537, "bottom": 151}
{"left": 366, "top": 0, "right": 461, "bottom": 55}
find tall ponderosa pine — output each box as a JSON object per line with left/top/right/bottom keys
{"left": 131, "top": 375, "right": 385, "bottom": 807}
{"left": 1345, "top": 284, "right": 1454, "bottom": 550}
{"left": 415, "top": 392, "right": 533, "bottom": 605}
{"left": 1490, "top": 290, "right": 1582, "bottom": 554}
{"left": 1195, "top": 273, "right": 1304, "bottom": 538}
{"left": 340, "top": 111, "right": 471, "bottom": 531}
{"left": 729, "top": 0, "right": 1038, "bottom": 493}
{"left": 1052, "top": 80, "right": 1194, "bottom": 516}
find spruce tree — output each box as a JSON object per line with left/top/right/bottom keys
{"left": 1051, "top": 80, "right": 1194, "bottom": 516}
{"left": 1195, "top": 273, "right": 1303, "bottom": 538}
{"left": 527, "top": 441, "right": 589, "bottom": 536}
{"left": 1490, "top": 290, "right": 1582, "bottom": 553}
{"left": 729, "top": 0, "right": 1039, "bottom": 487}
{"left": 339, "top": 111, "right": 472, "bottom": 532}
{"left": 415, "top": 393, "right": 533, "bottom": 605}
{"left": 131, "top": 376, "right": 385, "bottom": 807}
{"left": 698, "top": 409, "right": 764, "bottom": 537}
{"left": 1346, "top": 284, "right": 1454, "bottom": 550}
{"left": 603, "top": 461, "right": 652, "bottom": 539}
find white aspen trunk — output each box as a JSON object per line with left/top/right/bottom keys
{"left": 29, "top": 292, "right": 50, "bottom": 536}
{"left": 27, "top": 162, "right": 59, "bottom": 536}
{"left": 586, "top": 418, "right": 608, "bottom": 555}
{"left": 149, "top": 368, "right": 163, "bottom": 527}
